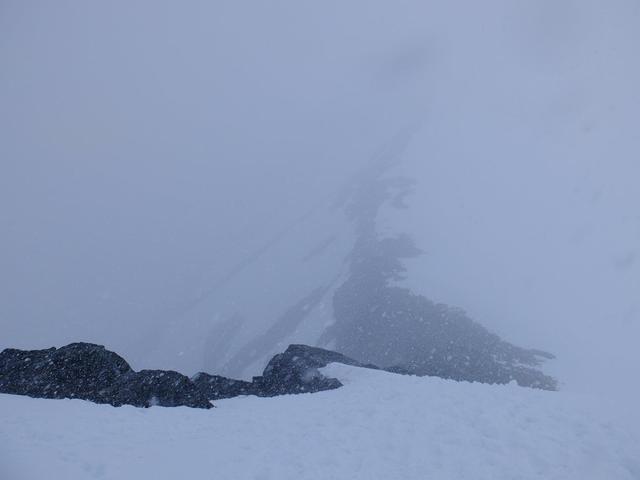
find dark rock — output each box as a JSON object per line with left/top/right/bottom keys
{"left": 190, "top": 345, "right": 367, "bottom": 401}
{"left": 191, "top": 345, "right": 368, "bottom": 401}
{"left": 112, "top": 370, "right": 212, "bottom": 409}
{"left": 191, "top": 372, "right": 256, "bottom": 400}
{"left": 318, "top": 156, "right": 558, "bottom": 391}
{"left": 329, "top": 273, "right": 559, "bottom": 390}
{"left": 0, "top": 343, "right": 133, "bottom": 403}
{"left": 0, "top": 340, "right": 557, "bottom": 410}
{"left": 0, "top": 343, "right": 212, "bottom": 409}
{"left": 252, "top": 344, "right": 369, "bottom": 397}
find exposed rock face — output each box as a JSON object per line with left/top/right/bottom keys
{"left": 0, "top": 341, "right": 557, "bottom": 410}
{"left": 191, "top": 373, "right": 256, "bottom": 400}
{"left": 318, "top": 156, "right": 558, "bottom": 391}
{"left": 193, "top": 345, "right": 369, "bottom": 399}
{"left": 252, "top": 344, "right": 371, "bottom": 397}
{"left": 0, "top": 343, "right": 212, "bottom": 409}
{"left": 0, "top": 343, "right": 133, "bottom": 402}
{"left": 194, "top": 143, "right": 556, "bottom": 391}
{"left": 111, "top": 370, "right": 212, "bottom": 409}
{"left": 0, "top": 342, "right": 361, "bottom": 408}
{"left": 330, "top": 269, "right": 558, "bottom": 390}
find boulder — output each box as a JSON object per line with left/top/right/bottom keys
{"left": 0, "top": 343, "right": 133, "bottom": 403}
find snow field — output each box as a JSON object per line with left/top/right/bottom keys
{"left": 1, "top": 364, "right": 639, "bottom": 480}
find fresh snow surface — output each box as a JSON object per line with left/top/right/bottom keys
{"left": 1, "top": 364, "right": 639, "bottom": 480}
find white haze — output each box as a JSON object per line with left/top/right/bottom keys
{"left": 1, "top": 1, "right": 639, "bottom": 398}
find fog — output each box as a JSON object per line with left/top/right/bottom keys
{"left": 2, "top": 1, "right": 639, "bottom": 398}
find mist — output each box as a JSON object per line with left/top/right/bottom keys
{"left": 1, "top": 0, "right": 639, "bottom": 401}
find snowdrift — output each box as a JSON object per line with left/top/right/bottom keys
{"left": 2, "top": 363, "right": 638, "bottom": 480}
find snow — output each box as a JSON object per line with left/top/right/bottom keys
{"left": 2, "top": 364, "right": 639, "bottom": 480}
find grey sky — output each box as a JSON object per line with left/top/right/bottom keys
{"left": 1, "top": 1, "right": 639, "bottom": 396}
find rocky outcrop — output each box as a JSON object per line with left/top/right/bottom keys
{"left": 0, "top": 343, "right": 133, "bottom": 403}
{"left": 0, "top": 341, "right": 557, "bottom": 410}
{"left": 0, "top": 342, "right": 371, "bottom": 407}
{"left": 318, "top": 159, "right": 558, "bottom": 391}
{"left": 110, "top": 370, "right": 212, "bottom": 409}
{"left": 252, "top": 344, "right": 371, "bottom": 396}
{"left": 202, "top": 146, "right": 557, "bottom": 391}
{"left": 0, "top": 343, "right": 212, "bottom": 409}
{"left": 193, "top": 345, "right": 370, "bottom": 400}
{"left": 191, "top": 373, "right": 256, "bottom": 400}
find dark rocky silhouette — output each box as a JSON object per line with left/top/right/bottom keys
{"left": 209, "top": 137, "right": 556, "bottom": 390}
{"left": 318, "top": 154, "right": 558, "bottom": 391}
{"left": 0, "top": 340, "right": 557, "bottom": 411}
{"left": 191, "top": 373, "right": 256, "bottom": 400}
{"left": 0, "top": 343, "right": 381, "bottom": 407}
{"left": 0, "top": 343, "right": 132, "bottom": 402}
{"left": 110, "top": 369, "right": 212, "bottom": 409}
{"left": 0, "top": 343, "right": 212, "bottom": 409}
{"left": 252, "top": 344, "right": 373, "bottom": 396}
{"left": 196, "top": 345, "right": 374, "bottom": 399}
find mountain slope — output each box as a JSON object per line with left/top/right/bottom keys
{"left": 1, "top": 364, "right": 638, "bottom": 480}
{"left": 141, "top": 140, "right": 556, "bottom": 389}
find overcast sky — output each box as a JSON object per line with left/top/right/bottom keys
{"left": 1, "top": 0, "right": 639, "bottom": 397}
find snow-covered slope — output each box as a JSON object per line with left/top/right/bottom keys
{"left": 2, "top": 364, "right": 638, "bottom": 480}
